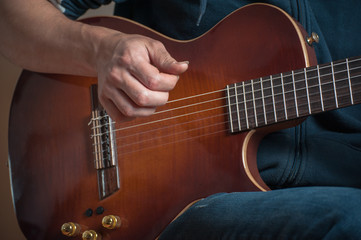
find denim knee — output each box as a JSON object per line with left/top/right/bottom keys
{"left": 159, "top": 187, "right": 361, "bottom": 240}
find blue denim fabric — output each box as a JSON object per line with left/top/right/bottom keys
{"left": 159, "top": 187, "right": 361, "bottom": 239}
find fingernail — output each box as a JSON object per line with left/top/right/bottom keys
{"left": 176, "top": 61, "right": 189, "bottom": 65}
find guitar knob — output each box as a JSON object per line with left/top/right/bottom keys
{"left": 306, "top": 32, "right": 319, "bottom": 46}
{"left": 82, "top": 230, "right": 102, "bottom": 240}
{"left": 102, "top": 215, "right": 121, "bottom": 229}
{"left": 61, "top": 222, "right": 81, "bottom": 237}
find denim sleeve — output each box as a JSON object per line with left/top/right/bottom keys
{"left": 48, "top": 0, "right": 126, "bottom": 19}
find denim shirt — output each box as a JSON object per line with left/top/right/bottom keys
{"left": 50, "top": 0, "right": 361, "bottom": 189}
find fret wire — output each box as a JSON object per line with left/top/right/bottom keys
{"left": 226, "top": 85, "right": 234, "bottom": 132}
{"left": 262, "top": 84, "right": 358, "bottom": 121}
{"left": 346, "top": 58, "right": 354, "bottom": 104}
{"left": 234, "top": 83, "right": 241, "bottom": 131}
{"left": 260, "top": 77, "right": 268, "bottom": 125}
{"left": 316, "top": 65, "right": 325, "bottom": 111}
{"left": 251, "top": 80, "right": 258, "bottom": 127}
{"left": 221, "top": 59, "right": 361, "bottom": 104}
{"left": 242, "top": 81, "right": 249, "bottom": 129}
{"left": 257, "top": 74, "right": 361, "bottom": 116}
{"left": 280, "top": 73, "right": 288, "bottom": 120}
{"left": 304, "top": 68, "right": 312, "bottom": 114}
{"left": 292, "top": 70, "right": 299, "bottom": 117}
{"left": 226, "top": 67, "right": 361, "bottom": 127}
{"left": 331, "top": 62, "right": 339, "bottom": 108}
{"left": 223, "top": 63, "right": 361, "bottom": 110}
{"left": 233, "top": 80, "right": 361, "bottom": 131}
{"left": 222, "top": 59, "right": 361, "bottom": 132}
{"left": 270, "top": 75, "right": 278, "bottom": 122}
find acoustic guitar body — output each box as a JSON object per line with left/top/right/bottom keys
{"left": 8, "top": 4, "right": 316, "bottom": 240}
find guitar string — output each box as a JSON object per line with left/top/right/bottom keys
{"left": 92, "top": 59, "right": 355, "bottom": 142}
{"left": 108, "top": 81, "right": 356, "bottom": 146}
{"left": 89, "top": 58, "right": 361, "bottom": 128}
{"left": 92, "top": 80, "right": 361, "bottom": 156}
{"left": 112, "top": 85, "right": 361, "bottom": 157}
{"left": 90, "top": 66, "right": 361, "bottom": 139}
{"left": 91, "top": 58, "right": 361, "bottom": 158}
{"left": 91, "top": 72, "right": 361, "bottom": 157}
{"left": 112, "top": 75, "right": 359, "bottom": 140}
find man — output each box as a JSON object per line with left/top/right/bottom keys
{"left": 1, "top": 0, "right": 361, "bottom": 239}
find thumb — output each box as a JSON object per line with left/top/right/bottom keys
{"left": 148, "top": 41, "right": 189, "bottom": 74}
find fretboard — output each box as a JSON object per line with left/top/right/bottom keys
{"left": 226, "top": 56, "right": 361, "bottom": 133}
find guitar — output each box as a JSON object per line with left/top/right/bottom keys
{"left": 8, "top": 3, "right": 361, "bottom": 240}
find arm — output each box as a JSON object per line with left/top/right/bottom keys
{"left": 0, "top": 0, "right": 188, "bottom": 121}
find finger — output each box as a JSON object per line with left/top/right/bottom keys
{"left": 146, "top": 40, "right": 189, "bottom": 75}
{"left": 129, "top": 60, "right": 180, "bottom": 91}
{"left": 120, "top": 70, "right": 170, "bottom": 107}
{"left": 100, "top": 97, "right": 134, "bottom": 123}
{"left": 105, "top": 86, "right": 157, "bottom": 118}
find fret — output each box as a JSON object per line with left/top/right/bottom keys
{"left": 346, "top": 58, "right": 354, "bottom": 105}
{"left": 242, "top": 81, "right": 250, "bottom": 129}
{"left": 236, "top": 82, "right": 248, "bottom": 131}
{"left": 226, "top": 85, "right": 235, "bottom": 132}
{"left": 270, "top": 75, "right": 278, "bottom": 122}
{"left": 303, "top": 68, "right": 311, "bottom": 114}
{"left": 348, "top": 57, "right": 361, "bottom": 104}
{"left": 305, "top": 66, "right": 323, "bottom": 114}
{"left": 292, "top": 71, "right": 299, "bottom": 117}
{"left": 262, "top": 76, "right": 277, "bottom": 124}
{"left": 251, "top": 80, "right": 258, "bottom": 127}
{"left": 318, "top": 63, "right": 337, "bottom": 111}
{"left": 317, "top": 65, "right": 325, "bottom": 111}
{"left": 293, "top": 69, "right": 309, "bottom": 117}
{"left": 280, "top": 73, "right": 288, "bottom": 120}
{"left": 252, "top": 78, "right": 265, "bottom": 127}
{"left": 331, "top": 62, "right": 339, "bottom": 108}
{"left": 234, "top": 83, "right": 242, "bottom": 131}
{"left": 332, "top": 59, "right": 352, "bottom": 108}
{"left": 243, "top": 81, "right": 257, "bottom": 129}
{"left": 282, "top": 71, "right": 297, "bottom": 119}
{"left": 260, "top": 77, "right": 268, "bottom": 125}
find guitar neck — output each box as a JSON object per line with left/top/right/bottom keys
{"left": 227, "top": 56, "right": 361, "bottom": 133}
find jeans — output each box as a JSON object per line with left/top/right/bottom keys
{"left": 159, "top": 186, "right": 361, "bottom": 239}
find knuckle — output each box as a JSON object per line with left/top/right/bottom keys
{"left": 119, "top": 53, "right": 132, "bottom": 66}
{"left": 107, "top": 68, "right": 126, "bottom": 87}
{"left": 135, "top": 91, "right": 150, "bottom": 106}
{"left": 108, "top": 69, "right": 119, "bottom": 82}
{"left": 122, "top": 105, "right": 135, "bottom": 117}
{"left": 146, "top": 75, "right": 160, "bottom": 89}
{"left": 150, "top": 39, "right": 163, "bottom": 49}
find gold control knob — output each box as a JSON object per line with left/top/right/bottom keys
{"left": 306, "top": 32, "right": 319, "bottom": 46}
{"left": 82, "top": 230, "right": 102, "bottom": 240}
{"left": 102, "top": 215, "right": 121, "bottom": 229}
{"left": 61, "top": 222, "right": 81, "bottom": 237}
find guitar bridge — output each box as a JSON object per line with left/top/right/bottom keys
{"left": 90, "top": 85, "right": 120, "bottom": 199}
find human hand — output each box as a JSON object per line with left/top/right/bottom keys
{"left": 96, "top": 33, "right": 189, "bottom": 122}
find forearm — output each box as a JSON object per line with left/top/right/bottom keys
{"left": 0, "top": 0, "right": 114, "bottom": 76}
{"left": 0, "top": 0, "right": 189, "bottom": 122}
